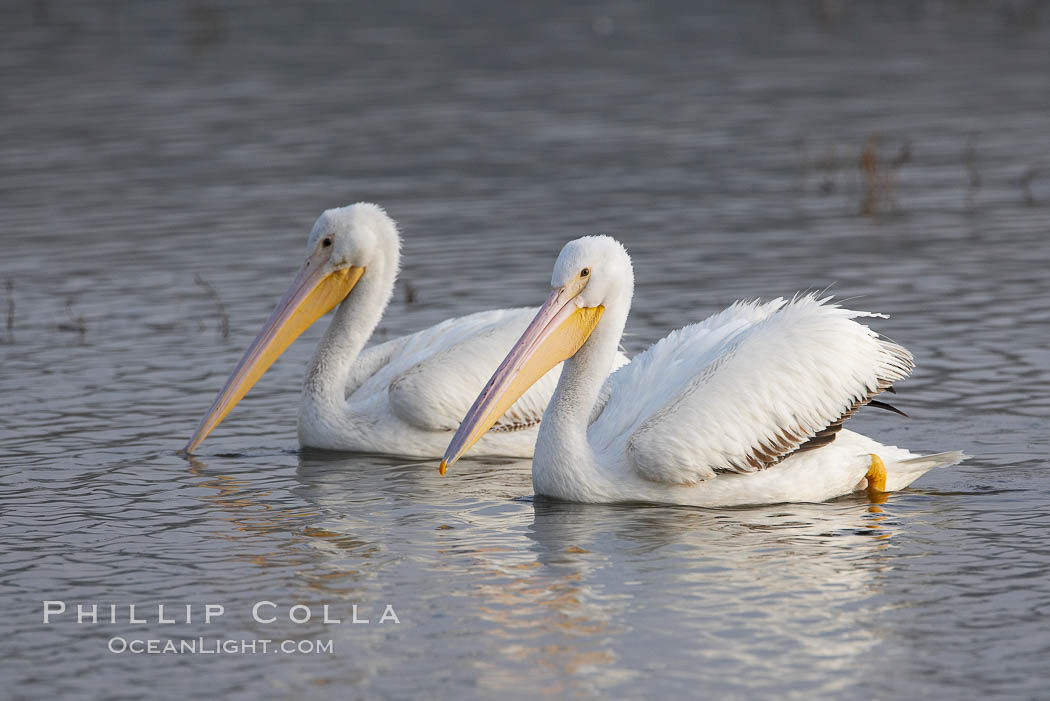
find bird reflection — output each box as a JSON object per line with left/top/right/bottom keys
{"left": 185, "top": 450, "right": 902, "bottom": 693}
{"left": 185, "top": 454, "right": 357, "bottom": 574}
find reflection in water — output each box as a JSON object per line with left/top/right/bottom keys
{"left": 197, "top": 450, "right": 904, "bottom": 697}
{"left": 186, "top": 455, "right": 356, "bottom": 573}
{"left": 519, "top": 500, "right": 897, "bottom": 696}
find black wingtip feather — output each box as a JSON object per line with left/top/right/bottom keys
{"left": 868, "top": 399, "right": 908, "bottom": 417}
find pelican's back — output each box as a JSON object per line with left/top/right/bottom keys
{"left": 590, "top": 295, "right": 914, "bottom": 485}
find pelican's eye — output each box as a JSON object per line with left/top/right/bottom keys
{"left": 580, "top": 267, "right": 590, "bottom": 277}
{"left": 322, "top": 238, "right": 333, "bottom": 248}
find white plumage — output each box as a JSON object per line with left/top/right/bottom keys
{"left": 443, "top": 235, "right": 965, "bottom": 506}
{"left": 596, "top": 295, "right": 911, "bottom": 484}
{"left": 185, "top": 204, "right": 627, "bottom": 457}
{"left": 302, "top": 305, "right": 621, "bottom": 456}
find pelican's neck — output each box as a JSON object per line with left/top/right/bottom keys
{"left": 302, "top": 257, "right": 397, "bottom": 413}
{"left": 533, "top": 287, "right": 631, "bottom": 495}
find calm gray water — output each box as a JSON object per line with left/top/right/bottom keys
{"left": 2, "top": 2, "right": 1049, "bottom": 699}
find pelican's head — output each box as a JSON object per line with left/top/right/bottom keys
{"left": 440, "top": 235, "right": 632, "bottom": 473}
{"left": 183, "top": 202, "right": 398, "bottom": 454}
{"left": 304, "top": 202, "right": 400, "bottom": 274}
{"left": 549, "top": 235, "right": 633, "bottom": 308}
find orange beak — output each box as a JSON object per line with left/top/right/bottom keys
{"left": 183, "top": 259, "right": 364, "bottom": 453}
{"left": 440, "top": 286, "right": 602, "bottom": 474}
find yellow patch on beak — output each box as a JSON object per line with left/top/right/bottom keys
{"left": 440, "top": 299, "right": 603, "bottom": 474}
{"left": 183, "top": 265, "right": 364, "bottom": 453}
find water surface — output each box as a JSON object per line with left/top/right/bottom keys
{"left": 2, "top": 2, "right": 1049, "bottom": 698}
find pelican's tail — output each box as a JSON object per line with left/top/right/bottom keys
{"left": 884, "top": 450, "right": 968, "bottom": 491}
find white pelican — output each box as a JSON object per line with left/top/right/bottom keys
{"left": 183, "top": 204, "right": 627, "bottom": 457}
{"left": 441, "top": 235, "right": 965, "bottom": 506}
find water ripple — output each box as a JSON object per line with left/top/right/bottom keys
{"left": 3, "top": 2, "right": 1050, "bottom": 698}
